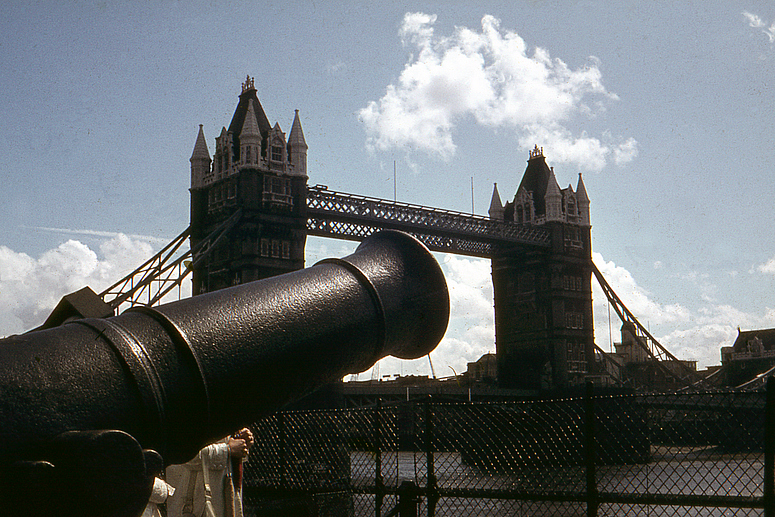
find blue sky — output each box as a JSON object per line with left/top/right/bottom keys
{"left": 2, "top": 1, "right": 775, "bottom": 378}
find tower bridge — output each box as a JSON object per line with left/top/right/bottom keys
{"left": 98, "top": 77, "right": 704, "bottom": 392}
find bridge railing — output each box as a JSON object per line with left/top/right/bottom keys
{"left": 307, "top": 186, "right": 551, "bottom": 257}
{"left": 241, "top": 381, "right": 775, "bottom": 517}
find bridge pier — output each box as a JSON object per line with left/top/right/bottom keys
{"left": 490, "top": 148, "right": 596, "bottom": 390}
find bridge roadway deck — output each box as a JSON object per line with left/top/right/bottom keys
{"left": 305, "top": 186, "right": 551, "bottom": 258}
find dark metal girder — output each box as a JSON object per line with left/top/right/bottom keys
{"left": 592, "top": 261, "right": 701, "bottom": 386}
{"left": 307, "top": 215, "right": 494, "bottom": 258}
{"left": 306, "top": 185, "right": 551, "bottom": 256}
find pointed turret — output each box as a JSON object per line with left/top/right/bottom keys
{"left": 544, "top": 167, "right": 563, "bottom": 222}
{"left": 288, "top": 110, "right": 308, "bottom": 177}
{"left": 190, "top": 124, "right": 211, "bottom": 189}
{"left": 488, "top": 183, "right": 504, "bottom": 220}
{"left": 240, "top": 99, "right": 261, "bottom": 166}
{"left": 576, "top": 173, "right": 590, "bottom": 227}
{"left": 241, "top": 100, "right": 261, "bottom": 138}
{"left": 515, "top": 145, "right": 553, "bottom": 219}
{"left": 228, "top": 76, "right": 271, "bottom": 164}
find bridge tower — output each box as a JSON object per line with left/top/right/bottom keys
{"left": 489, "top": 146, "right": 595, "bottom": 390}
{"left": 189, "top": 76, "right": 308, "bottom": 294}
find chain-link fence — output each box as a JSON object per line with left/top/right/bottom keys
{"left": 242, "top": 381, "right": 775, "bottom": 517}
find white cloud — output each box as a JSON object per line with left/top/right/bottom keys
{"left": 744, "top": 11, "right": 766, "bottom": 29}
{"left": 362, "top": 247, "right": 771, "bottom": 378}
{"left": 5, "top": 233, "right": 768, "bottom": 378}
{"left": 757, "top": 256, "right": 775, "bottom": 275}
{"left": 0, "top": 235, "right": 158, "bottom": 335}
{"left": 351, "top": 252, "right": 495, "bottom": 380}
{"left": 437, "top": 253, "right": 495, "bottom": 373}
{"left": 659, "top": 324, "right": 738, "bottom": 368}
{"left": 518, "top": 125, "right": 609, "bottom": 171}
{"left": 327, "top": 61, "right": 346, "bottom": 74}
{"left": 591, "top": 252, "right": 775, "bottom": 369}
{"left": 612, "top": 137, "right": 639, "bottom": 165}
{"left": 34, "top": 226, "right": 171, "bottom": 246}
{"left": 743, "top": 11, "right": 775, "bottom": 43}
{"left": 442, "top": 253, "right": 493, "bottom": 318}
{"left": 592, "top": 252, "right": 691, "bottom": 328}
{"left": 360, "top": 12, "right": 637, "bottom": 170}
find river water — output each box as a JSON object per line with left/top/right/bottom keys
{"left": 350, "top": 450, "right": 764, "bottom": 516}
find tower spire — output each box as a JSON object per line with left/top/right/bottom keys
{"left": 544, "top": 167, "right": 563, "bottom": 222}
{"left": 288, "top": 109, "right": 308, "bottom": 177}
{"left": 576, "top": 173, "right": 590, "bottom": 227}
{"left": 488, "top": 183, "right": 504, "bottom": 220}
{"left": 239, "top": 99, "right": 261, "bottom": 166}
{"left": 241, "top": 99, "right": 261, "bottom": 138}
{"left": 190, "top": 124, "right": 211, "bottom": 189}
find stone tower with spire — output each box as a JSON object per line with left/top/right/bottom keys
{"left": 488, "top": 146, "right": 595, "bottom": 390}
{"left": 189, "top": 76, "right": 309, "bottom": 295}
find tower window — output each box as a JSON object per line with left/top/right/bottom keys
{"left": 271, "top": 145, "right": 283, "bottom": 162}
{"left": 565, "top": 312, "right": 583, "bottom": 329}
{"left": 264, "top": 176, "right": 290, "bottom": 195}
{"left": 262, "top": 176, "right": 292, "bottom": 208}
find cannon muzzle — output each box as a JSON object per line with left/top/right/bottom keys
{"left": 0, "top": 230, "right": 448, "bottom": 474}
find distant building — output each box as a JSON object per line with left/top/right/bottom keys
{"left": 189, "top": 76, "right": 308, "bottom": 294}
{"left": 489, "top": 146, "right": 595, "bottom": 390}
{"left": 610, "top": 322, "right": 697, "bottom": 391}
{"left": 466, "top": 353, "right": 497, "bottom": 384}
{"left": 722, "top": 327, "right": 775, "bottom": 387}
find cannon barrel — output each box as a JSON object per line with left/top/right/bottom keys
{"left": 0, "top": 230, "right": 449, "bottom": 466}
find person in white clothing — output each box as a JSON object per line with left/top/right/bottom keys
{"left": 166, "top": 428, "right": 254, "bottom": 517}
{"left": 142, "top": 477, "right": 175, "bottom": 517}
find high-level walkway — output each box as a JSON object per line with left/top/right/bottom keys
{"left": 306, "top": 185, "right": 551, "bottom": 258}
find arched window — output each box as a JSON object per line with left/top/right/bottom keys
{"left": 271, "top": 144, "right": 283, "bottom": 162}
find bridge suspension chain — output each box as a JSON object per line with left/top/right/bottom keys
{"left": 99, "top": 209, "right": 243, "bottom": 312}
{"left": 591, "top": 261, "right": 701, "bottom": 386}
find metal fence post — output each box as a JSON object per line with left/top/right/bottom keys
{"left": 375, "top": 399, "right": 384, "bottom": 517}
{"left": 397, "top": 480, "right": 422, "bottom": 517}
{"left": 765, "top": 377, "right": 775, "bottom": 517}
{"left": 585, "top": 381, "right": 598, "bottom": 517}
{"left": 425, "top": 396, "right": 438, "bottom": 516}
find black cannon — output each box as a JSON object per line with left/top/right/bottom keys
{"left": 0, "top": 230, "right": 449, "bottom": 517}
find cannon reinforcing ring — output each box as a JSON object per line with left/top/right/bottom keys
{"left": 315, "top": 256, "right": 388, "bottom": 357}
{"left": 69, "top": 318, "right": 168, "bottom": 446}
